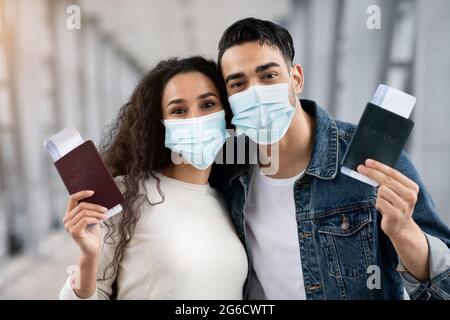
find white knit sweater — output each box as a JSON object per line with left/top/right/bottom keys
{"left": 59, "top": 173, "right": 248, "bottom": 300}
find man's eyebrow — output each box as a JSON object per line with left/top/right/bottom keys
{"left": 255, "top": 62, "right": 281, "bottom": 73}
{"left": 197, "top": 92, "right": 217, "bottom": 99}
{"left": 224, "top": 62, "right": 280, "bottom": 84}
{"left": 225, "top": 72, "right": 245, "bottom": 84}
{"left": 167, "top": 98, "right": 185, "bottom": 107}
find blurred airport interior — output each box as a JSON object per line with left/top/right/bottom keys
{"left": 0, "top": 0, "right": 449, "bottom": 299}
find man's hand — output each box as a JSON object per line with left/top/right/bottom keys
{"left": 358, "top": 159, "right": 429, "bottom": 281}
{"left": 357, "top": 159, "right": 419, "bottom": 238}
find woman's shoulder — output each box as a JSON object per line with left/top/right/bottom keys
{"left": 113, "top": 173, "right": 164, "bottom": 206}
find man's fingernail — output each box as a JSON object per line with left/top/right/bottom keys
{"left": 87, "top": 190, "right": 95, "bottom": 195}
{"left": 366, "top": 159, "right": 374, "bottom": 165}
{"left": 101, "top": 207, "right": 108, "bottom": 212}
{"left": 357, "top": 165, "right": 365, "bottom": 172}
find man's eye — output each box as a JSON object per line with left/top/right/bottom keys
{"left": 202, "top": 101, "right": 215, "bottom": 109}
{"left": 230, "top": 82, "right": 243, "bottom": 89}
{"left": 171, "top": 108, "right": 186, "bottom": 115}
{"left": 263, "top": 72, "right": 277, "bottom": 80}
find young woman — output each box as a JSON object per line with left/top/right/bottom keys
{"left": 58, "top": 57, "right": 248, "bottom": 300}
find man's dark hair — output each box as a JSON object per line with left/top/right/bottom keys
{"left": 218, "top": 17, "right": 295, "bottom": 68}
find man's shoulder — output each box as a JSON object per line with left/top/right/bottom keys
{"left": 210, "top": 163, "right": 248, "bottom": 191}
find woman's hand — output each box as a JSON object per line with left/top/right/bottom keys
{"left": 63, "top": 190, "right": 107, "bottom": 259}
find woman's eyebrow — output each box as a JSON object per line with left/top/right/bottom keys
{"left": 167, "top": 98, "right": 185, "bottom": 107}
{"left": 197, "top": 92, "right": 217, "bottom": 99}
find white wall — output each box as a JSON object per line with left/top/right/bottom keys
{"left": 410, "top": 0, "right": 450, "bottom": 224}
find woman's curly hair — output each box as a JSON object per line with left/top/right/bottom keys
{"left": 97, "top": 56, "right": 231, "bottom": 285}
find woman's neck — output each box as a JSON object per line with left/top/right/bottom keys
{"left": 160, "top": 163, "right": 211, "bottom": 185}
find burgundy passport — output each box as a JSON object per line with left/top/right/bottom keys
{"left": 53, "top": 140, "right": 124, "bottom": 209}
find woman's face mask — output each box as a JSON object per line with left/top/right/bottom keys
{"left": 228, "top": 82, "right": 296, "bottom": 145}
{"left": 163, "top": 110, "right": 229, "bottom": 170}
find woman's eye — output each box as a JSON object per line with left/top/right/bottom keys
{"left": 171, "top": 108, "right": 186, "bottom": 115}
{"left": 202, "top": 101, "right": 215, "bottom": 109}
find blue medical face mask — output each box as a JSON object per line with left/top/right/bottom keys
{"left": 163, "top": 110, "right": 229, "bottom": 170}
{"left": 228, "top": 82, "right": 296, "bottom": 145}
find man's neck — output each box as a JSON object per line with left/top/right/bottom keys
{"left": 260, "top": 100, "right": 315, "bottom": 179}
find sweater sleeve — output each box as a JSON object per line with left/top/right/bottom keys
{"left": 58, "top": 176, "right": 126, "bottom": 300}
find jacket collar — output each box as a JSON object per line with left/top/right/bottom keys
{"left": 301, "top": 99, "right": 339, "bottom": 180}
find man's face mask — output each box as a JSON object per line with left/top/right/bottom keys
{"left": 163, "top": 110, "right": 229, "bottom": 170}
{"left": 228, "top": 82, "right": 296, "bottom": 145}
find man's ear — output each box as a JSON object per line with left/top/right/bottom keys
{"left": 291, "top": 64, "right": 304, "bottom": 95}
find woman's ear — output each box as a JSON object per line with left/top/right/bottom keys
{"left": 291, "top": 64, "right": 304, "bottom": 95}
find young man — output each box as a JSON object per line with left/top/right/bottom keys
{"left": 210, "top": 18, "right": 450, "bottom": 300}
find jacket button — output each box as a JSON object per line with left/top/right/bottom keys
{"left": 341, "top": 220, "right": 350, "bottom": 230}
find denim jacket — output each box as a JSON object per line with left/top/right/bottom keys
{"left": 210, "top": 99, "right": 450, "bottom": 300}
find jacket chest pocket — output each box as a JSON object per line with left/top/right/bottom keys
{"left": 313, "top": 205, "right": 376, "bottom": 279}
